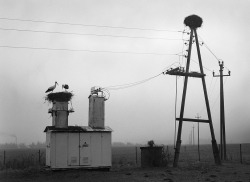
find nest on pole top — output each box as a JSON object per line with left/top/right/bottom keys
{"left": 184, "top": 15, "right": 203, "bottom": 29}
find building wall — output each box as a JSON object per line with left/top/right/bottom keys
{"left": 88, "top": 96, "right": 105, "bottom": 128}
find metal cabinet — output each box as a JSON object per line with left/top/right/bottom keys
{"left": 45, "top": 129, "right": 111, "bottom": 169}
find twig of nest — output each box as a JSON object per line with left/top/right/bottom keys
{"left": 184, "top": 15, "right": 203, "bottom": 29}
{"left": 45, "top": 92, "right": 73, "bottom": 103}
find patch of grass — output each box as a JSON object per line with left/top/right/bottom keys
{"left": 0, "top": 149, "right": 45, "bottom": 170}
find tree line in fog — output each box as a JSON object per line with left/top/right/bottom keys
{"left": 0, "top": 142, "right": 46, "bottom": 149}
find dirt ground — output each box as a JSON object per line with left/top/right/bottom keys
{"left": 1, "top": 161, "right": 250, "bottom": 182}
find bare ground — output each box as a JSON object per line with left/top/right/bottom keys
{"left": 1, "top": 161, "right": 250, "bottom": 182}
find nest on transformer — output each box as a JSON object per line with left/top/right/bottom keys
{"left": 45, "top": 92, "right": 73, "bottom": 103}
{"left": 184, "top": 15, "right": 203, "bottom": 29}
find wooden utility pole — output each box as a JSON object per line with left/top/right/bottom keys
{"left": 213, "top": 61, "right": 230, "bottom": 160}
{"left": 195, "top": 114, "right": 201, "bottom": 161}
{"left": 164, "top": 15, "right": 221, "bottom": 167}
{"left": 189, "top": 132, "right": 191, "bottom": 145}
{"left": 192, "top": 125, "right": 195, "bottom": 146}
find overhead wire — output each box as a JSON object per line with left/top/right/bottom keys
{"left": 102, "top": 72, "right": 163, "bottom": 90}
{"left": 199, "top": 75, "right": 228, "bottom": 116}
{"left": 0, "top": 27, "right": 183, "bottom": 41}
{"left": 198, "top": 35, "right": 230, "bottom": 72}
{"left": 210, "top": 77, "right": 228, "bottom": 112}
{"left": 197, "top": 35, "right": 219, "bottom": 60}
{"left": 0, "top": 45, "right": 181, "bottom": 56}
{"left": 0, "top": 17, "right": 182, "bottom": 32}
{"left": 190, "top": 59, "right": 214, "bottom": 73}
{"left": 203, "top": 43, "right": 221, "bottom": 62}
{"left": 0, "top": 17, "right": 186, "bottom": 60}
{"left": 198, "top": 77, "right": 218, "bottom": 115}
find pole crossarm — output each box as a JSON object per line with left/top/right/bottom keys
{"left": 176, "top": 118, "right": 210, "bottom": 123}
{"left": 213, "top": 73, "right": 230, "bottom": 77}
{"left": 164, "top": 67, "right": 206, "bottom": 78}
{"left": 213, "top": 61, "right": 231, "bottom": 77}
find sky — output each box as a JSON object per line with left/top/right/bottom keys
{"left": 0, "top": 0, "right": 249, "bottom": 145}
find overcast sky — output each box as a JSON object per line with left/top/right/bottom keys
{"left": 0, "top": 0, "right": 249, "bottom": 145}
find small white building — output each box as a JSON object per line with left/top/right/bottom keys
{"left": 44, "top": 88, "right": 112, "bottom": 170}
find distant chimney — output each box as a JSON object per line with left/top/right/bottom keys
{"left": 88, "top": 87, "right": 105, "bottom": 129}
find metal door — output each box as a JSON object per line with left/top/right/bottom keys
{"left": 101, "top": 133, "right": 112, "bottom": 166}
{"left": 80, "top": 133, "right": 91, "bottom": 165}
{"left": 55, "top": 133, "right": 68, "bottom": 168}
{"left": 46, "top": 132, "right": 50, "bottom": 166}
{"left": 68, "top": 132, "right": 80, "bottom": 166}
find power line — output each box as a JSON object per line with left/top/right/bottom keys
{"left": 0, "top": 45, "right": 180, "bottom": 56}
{"left": 0, "top": 17, "right": 182, "bottom": 32}
{"left": 210, "top": 76, "right": 228, "bottom": 112}
{"left": 197, "top": 35, "right": 220, "bottom": 61}
{"left": 0, "top": 27, "right": 183, "bottom": 41}
{"left": 203, "top": 43, "right": 220, "bottom": 61}
{"left": 198, "top": 77, "right": 218, "bottom": 115}
{"left": 202, "top": 42, "right": 231, "bottom": 72}
{"left": 102, "top": 72, "right": 163, "bottom": 90}
{"left": 198, "top": 35, "right": 230, "bottom": 71}
{"left": 190, "top": 58, "right": 214, "bottom": 73}
{"left": 102, "top": 60, "right": 185, "bottom": 91}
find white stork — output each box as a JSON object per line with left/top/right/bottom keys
{"left": 62, "top": 84, "right": 69, "bottom": 91}
{"left": 45, "top": 81, "right": 58, "bottom": 93}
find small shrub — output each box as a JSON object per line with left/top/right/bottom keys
{"left": 147, "top": 140, "right": 155, "bottom": 147}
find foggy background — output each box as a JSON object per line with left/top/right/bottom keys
{"left": 0, "top": 0, "right": 249, "bottom": 146}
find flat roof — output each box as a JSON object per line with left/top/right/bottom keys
{"left": 44, "top": 126, "right": 113, "bottom": 132}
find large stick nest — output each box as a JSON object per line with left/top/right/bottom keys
{"left": 45, "top": 92, "right": 73, "bottom": 103}
{"left": 184, "top": 15, "right": 203, "bottom": 29}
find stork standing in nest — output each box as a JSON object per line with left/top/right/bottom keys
{"left": 62, "top": 84, "right": 69, "bottom": 92}
{"left": 45, "top": 81, "right": 58, "bottom": 93}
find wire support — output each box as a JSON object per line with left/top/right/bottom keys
{"left": 0, "top": 45, "right": 180, "bottom": 56}
{"left": 0, "top": 27, "right": 183, "bottom": 41}
{"left": 0, "top": 17, "right": 182, "bottom": 32}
